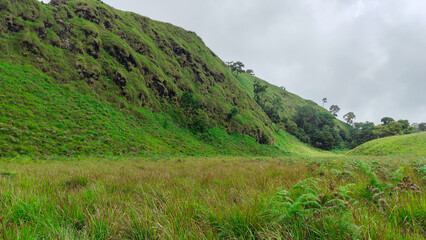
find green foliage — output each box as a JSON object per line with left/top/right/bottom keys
{"left": 253, "top": 79, "right": 268, "bottom": 104}
{"left": 226, "top": 61, "right": 245, "bottom": 76}
{"left": 235, "top": 72, "right": 352, "bottom": 149}
{"left": 351, "top": 118, "right": 419, "bottom": 148}
{"left": 418, "top": 122, "right": 426, "bottom": 132}
{"left": 227, "top": 107, "right": 239, "bottom": 121}
{"left": 293, "top": 105, "right": 343, "bottom": 150}
{"left": 322, "top": 97, "right": 327, "bottom": 107}
{"left": 285, "top": 119, "right": 298, "bottom": 135}
{"left": 179, "top": 92, "right": 201, "bottom": 116}
{"left": 190, "top": 116, "right": 208, "bottom": 133}
{"left": 397, "top": 119, "right": 415, "bottom": 134}
{"left": 343, "top": 112, "right": 356, "bottom": 125}
{"left": 245, "top": 69, "right": 254, "bottom": 75}
{"left": 381, "top": 117, "right": 395, "bottom": 125}
{"left": 372, "top": 121, "right": 403, "bottom": 138}
{"left": 350, "top": 121, "right": 375, "bottom": 147}
{"left": 329, "top": 105, "right": 340, "bottom": 117}
{"left": 264, "top": 178, "right": 361, "bottom": 239}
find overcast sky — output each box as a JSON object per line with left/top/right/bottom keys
{"left": 40, "top": 0, "right": 426, "bottom": 124}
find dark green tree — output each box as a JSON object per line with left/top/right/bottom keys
{"left": 372, "top": 121, "right": 403, "bottom": 138}
{"left": 343, "top": 112, "right": 356, "bottom": 125}
{"left": 322, "top": 97, "right": 327, "bottom": 107}
{"left": 381, "top": 117, "right": 395, "bottom": 125}
{"left": 350, "top": 121, "right": 375, "bottom": 147}
{"left": 397, "top": 119, "right": 414, "bottom": 134}
{"left": 285, "top": 119, "right": 298, "bottom": 135}
{"left": 229, "top": 61, "right": 245, "bottom": 76}
{"left": 227, "top": 107, "right": 239, "bottom": 121}
{"left": 293, "top": 105, "right": 342, "bottom": 150}
{"left": 253, "top": 79, "right": 268, "bottom": 105}
{"left": 180, "top": 92, "right": 201, "bottom": 116}
{"left": 264, "top": 106, "right": 281, "bottom": 123}
{"left": 419, "top": 122, "right": 426, "bottom": 132}
{"left": 329, "top": 105, "right": 340, "bottom": 117}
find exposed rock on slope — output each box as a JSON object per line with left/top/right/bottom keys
{"left": 0, "top": 0, "right": 274, "bottom": 145}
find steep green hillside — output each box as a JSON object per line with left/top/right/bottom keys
{"left": 237, "top": 73, "right": 316, "bottom": 119}
{"left": 0, "top": 62, "right": 287, "bottom": 156}
{"left": 237, "top": 73, "right": 352, "bottom": 148}
{"left": 347, "top": 132, "right": 426, "bottom": 157}
{"left": 237, "top": 73, "right": 350, "bottom": 128}
{"left": 0, "top": 0, "right": 326, "bottom": 157}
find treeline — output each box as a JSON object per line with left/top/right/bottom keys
{"left": 350, "top": 118, "right": 425, "bottom": 148}
{"left": 288, "top": 105, "right": 425, "bottom": 150}
{"left": 323, "top": 99, "right": 426, "bottom": 148}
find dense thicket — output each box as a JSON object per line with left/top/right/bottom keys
{"left": 292, "top": 105, "right": 344, "bottom": 150}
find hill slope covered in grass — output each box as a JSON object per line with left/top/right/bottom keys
{"left": 237, "top": 73, "right": 351, "bottom": 132}
{"left": 0, "top": 0, "right": 332, "bottom": 157}
{"left": 347, "top": 132, "right": 426, "bottom": 157}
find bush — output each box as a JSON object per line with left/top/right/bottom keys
{"left": 227, "top": 107, "right": 239, "bottom": 121}
{"left": 285, "top": 120, "right": 298, "bottom": 135}
{"left": 191, "top": 116, "right": 208, "bottom": 133}
{"left": 180, "top": 92, "right": 201, "bottom": 116}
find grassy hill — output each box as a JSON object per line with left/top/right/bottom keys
{"left": 0, "top": 0, "right": 330, "bottom": 157}
{"left": 237, "top": 73, "right": 351, "bottom": 131}
{"left": 347, "top": 132, "right": 426, "bottom": 157}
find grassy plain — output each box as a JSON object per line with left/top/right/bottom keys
{"left": 0, "top": 155, "right": 424, "bottom": 239}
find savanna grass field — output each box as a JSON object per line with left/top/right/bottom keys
{"left": 0, "top": 155, "right": 424, "bottom": 239}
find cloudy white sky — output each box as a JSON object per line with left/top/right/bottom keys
{"left": 40, "top": 0, "right": 426, "bottom": 124}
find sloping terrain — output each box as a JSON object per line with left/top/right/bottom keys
{"left": 237, "top": 73, "right": 351, "bottom": 132}
{"left": 347, "top": 132, "right": 426, "bottom": 157}
{"left": 0, "top": 0, "right": 330, "bottom": 156}
{"left": 0, "top": 62, "right": 287, "bottom": 156}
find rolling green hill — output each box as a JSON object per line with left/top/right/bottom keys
{"left": 0, "top": 0, "right": 339, "bottom": 157}
{"left": 347, "top": 132, "right": 426, "bottom": 157}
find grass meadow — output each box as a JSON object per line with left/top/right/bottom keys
{"left": 0, "top": 155, "right": 425, "bottom": 239}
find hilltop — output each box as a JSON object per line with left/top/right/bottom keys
{"left": 347, "top": 132, "right": 426, "bottom": 157}
{"left": 0, "top": 0, "right": 342, "bottom": 157}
